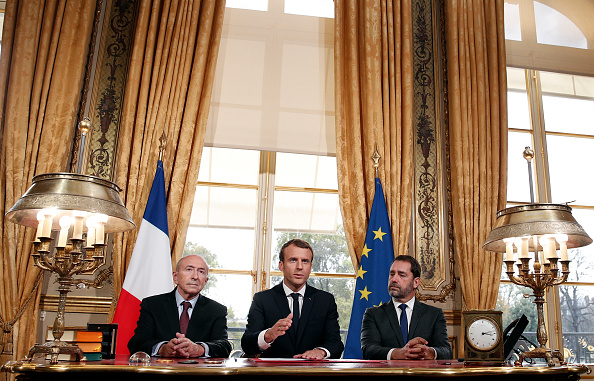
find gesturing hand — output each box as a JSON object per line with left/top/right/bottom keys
{"left": 264, "top": 313, "right": 293, "bottom": 343}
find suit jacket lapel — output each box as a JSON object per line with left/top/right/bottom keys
{"left": 272, "top": 284, "right": 297, "bottom": 345}
{"left": 408, "top": 299, "right": 425, "bottom": 339}
{"left": 383, "top": 299, "right": 405, "bottom": 347}
{"left": 185, "top": 294, "right": 206, "bottom": 337}
{"left": 164, "top": 289, "right": 181, "bottom": 334}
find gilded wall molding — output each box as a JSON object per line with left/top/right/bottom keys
{"left": 39, "top": 295, "right": 112, "bottom": 314}
{"left": 413, "top": 0, "right": 456, "bottom": 302}
{"left": 73, "top": 0, "right": 138, "bottom": 180}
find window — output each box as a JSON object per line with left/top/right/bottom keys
{"left": 500, "top": 67, "right": 594, "bottom": 364}
{"left": 185, "top": 0, "right": 348, "bottom": 352}
{"left": 184, "top": 147, "right": 354, "bottom": 350}
{"left": 504, "top": 0, "right": 594, "bottom": 76}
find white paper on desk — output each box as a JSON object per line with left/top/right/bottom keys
{"left": 251, "top": 358, "right": 320, "bottom": 362}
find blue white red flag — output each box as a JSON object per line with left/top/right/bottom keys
{"left": 112, "top": 160, "right": 174, "bottom": 355}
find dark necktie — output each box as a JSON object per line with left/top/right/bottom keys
{"left": 399, "top": 303, "right": 408, "bottom": 344}
{"left": 180, "top": 301, "right": 191, "bottom": 335}
{"left": 291, "top": 293, "right": 300, "bottom": 330}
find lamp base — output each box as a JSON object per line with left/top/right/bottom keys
{"left": 515, "top": 346, "right": 566, "bottom": 367}
{"left": 26, "top": 340, "right": 85, "bottom": 364}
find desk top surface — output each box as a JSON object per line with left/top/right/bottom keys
{"left": 2, "top": 356, "right": 590, "bottom": 378}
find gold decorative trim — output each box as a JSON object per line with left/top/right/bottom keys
{"left": 443, "top": 310, "right": 462, "bottom": 326}
{"left": 197, "top": 181, "right": 259, "bottom": 190}
{"left": 500, "top": 279, "right": 594, "bottom": 287}
{"left": 196, "top": 181, "right": 339, "bottom": 195}
{"left": 269, "top": 270, "right": 355, "bottom": 279}
{"left": 39, "top": 295, "right": 112, "bottom": 314}
{"left": 3, "top": 360, "right": 589, "bottom": 377}
{"left": 416, "top": 0, "right": 456, "bottom": 303}
{"left": 274, "top": 186, "right": 338, "bottom": 194}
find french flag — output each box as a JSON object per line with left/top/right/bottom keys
{"left": 112, "top": 160, "right": 174, "bottom": 355}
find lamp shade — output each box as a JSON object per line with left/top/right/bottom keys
{"left": 5, "top": 172, "right": 135, "bottom": 233}
{"left": 483, "top": 203, "right": 592, "bottom": 253}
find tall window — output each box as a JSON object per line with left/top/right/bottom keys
{"left": 185, "top": 148, "right": 353, "bottom": 351}
{"left": 502, "top": 0, "right": 594, "bottom": 365}
{"left": 501, "top": 68, "right": 594, "bottom": 364}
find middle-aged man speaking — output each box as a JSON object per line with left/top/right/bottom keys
{"left": 241, "top": 239, "right": 344, "bottom": 359}
{"left": 128, "top": 254, "right": 232, "bottom": 358}
{"left": 361, "top": 255, "right": 452, "bottom": 360}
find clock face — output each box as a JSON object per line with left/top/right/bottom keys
{"left": 466, "top": 317, "right": 501, "bottom": 351}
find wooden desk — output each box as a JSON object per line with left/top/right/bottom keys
{"left": 2, "top": 357, "right": 590, "bottom": 381}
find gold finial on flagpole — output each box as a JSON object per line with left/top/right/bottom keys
{"left": 372, "top": 144, "right": 381, "bottom": 177}
{"left": 159, "top": 131, "right": 166, "bottom": 161}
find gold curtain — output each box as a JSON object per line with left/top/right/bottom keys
{"left": 446, "top": 0, "right": 508, "bottom": 309}
{"left": 335, "top": 0, "right": 414, "bottom": 268}
{"left": 111, "top": 0, "right": 225, "bottom": 317}
{"left": 0, "top": 0, "right": 96, "bottom": 363}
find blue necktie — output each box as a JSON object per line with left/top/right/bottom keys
{"left": 399, "top": 303, "right": 408, "bottom": 344}
{"left": 291, "top": 293, "right": 300, "bottom": 330}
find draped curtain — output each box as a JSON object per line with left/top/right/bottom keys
{"left": 0, "top": 0, "right": 95, "bottom": 364}
{"left": 111, "top": 0, "right": 225, "bottom": 318}
{"left": 446, "top": 0, "right": 508, "bottom": 310}
{"left": 334, "top": 0, "right": 414, "bottom": 269}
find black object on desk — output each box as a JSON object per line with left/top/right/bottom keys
{"left": 87, "top": 323, "right": 118, "bottom": 359}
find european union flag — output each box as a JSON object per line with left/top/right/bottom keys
{"left": 343, "top": 177, "right": 394, "bottom": 359}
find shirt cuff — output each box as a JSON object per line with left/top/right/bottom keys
{"left": 152, "top": 341, "right": 167, "bottom": 356}
{"left": 387, "top": 348, "right": 395, "bottom": 360}
{"left": 198, "top": 342, "right": 210, "bottom": 357}
{"left": 314, "top": 347, "right": 330, "bottom": 359}
{"left": 257, "top": 329, "right": 273, "bottom": 351}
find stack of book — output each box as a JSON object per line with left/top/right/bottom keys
{"left": 45, "top": 328, "right": 103, "bottom": 361}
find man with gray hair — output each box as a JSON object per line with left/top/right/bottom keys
{"left": 128, "top": 254, "right": 232, "bottom": 358}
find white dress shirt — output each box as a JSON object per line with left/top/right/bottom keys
{"left": 387, "top": 297, "right": 436, "bottom": 360}
{"left": 257, "top": 283, "right": 330, "bottom": 358}
{"left": 151, "top": 290, "right": 209, "bottom": 357}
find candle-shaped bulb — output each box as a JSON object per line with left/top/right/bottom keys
{"left": 57, "top": 216, "right": 73, "bottom": 247}
{"left": 86, "top": 216, "right": 97, "bottom": 247}
{"left": 72, "top": 210, "right": 88, "bottom": 240}
{"left": 539, "top": 235, "right": 554, "bottom": 264}
{"left": 555, "top": 234, "right": 569, "bottom": 261}
{"left": 516, "top": 236, "right": 530, "bottom": 258}
{"left": 503, "top": 238, "right": 515, "bottom": 261}
{"left": 94, "top": 214, "right": 108, "bottom": 245}
{"left": 35, "top": 211, "right": 45, "bottom": 242}
{"left": 41, "top": 208, "right": 57, "bottom": 238}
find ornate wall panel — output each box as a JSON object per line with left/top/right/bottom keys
{"left": 74, "top": 0, "right": 138, "bottom": 181}
{"left": 412, "top": 0, "right": 455, "bottom": 301}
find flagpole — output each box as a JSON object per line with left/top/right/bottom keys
{"left": 373, "top": 145, "right": 380, "bottom": 178}
{"left": 159, "top": 131, "right": 166, "bottom": 161}
{"left": 112, "top": 135, "right": 174, "bottom": 355}
{"left": 343, "top": 144, "right": 395, "bottom": 358}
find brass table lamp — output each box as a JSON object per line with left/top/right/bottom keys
{"left": 483, "top": 203, "right": 591, "bottom": 366}
{"left": 5, "top": 172, "right": 135, "bottom": 363}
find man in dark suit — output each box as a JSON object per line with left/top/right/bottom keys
{"left": 128, "top": 255, "right": 232, "bottom": 358}
{"left": 241, "top": 239, "right": 344, "bottom": 359}
{"left": 361, "top": 255, "right": 452, "bottom": 360}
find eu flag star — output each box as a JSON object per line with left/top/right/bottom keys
{"left": 359, "top": 286, "right": 372, "bottom": 301}
{"left": 361, "top": 244, "right": 371, "bottom": 258}
{"left": 356, "top": 265, "right": 367, "bottom": 280}
{"left": 373, "top": 227, "right": 387, "bottom": 241}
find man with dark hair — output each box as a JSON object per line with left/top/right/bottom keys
{"left": 241, "top": 238, "right": 344, "bottom": 358}
{"left": 361, "top": 255, "right": 452, "bottom": 360}
{"left": 128, "top": 255, "right": 232, "bottom": 358}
